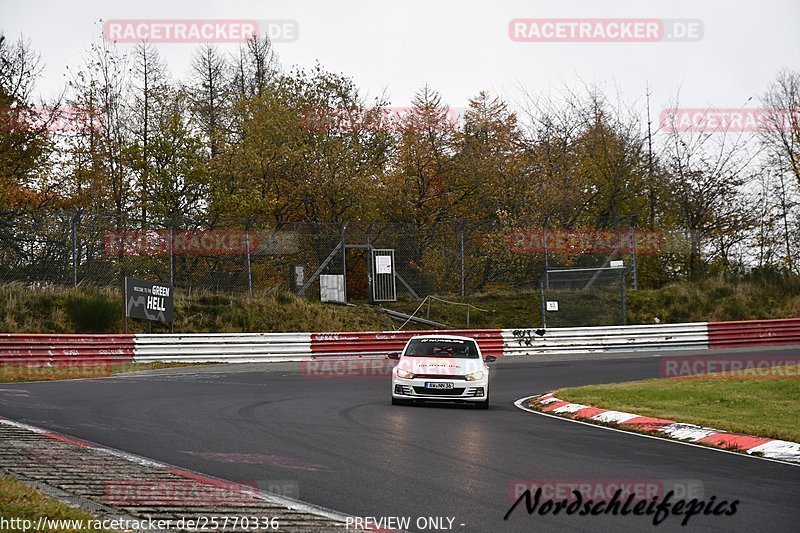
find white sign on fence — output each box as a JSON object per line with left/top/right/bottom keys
{"left": 375, "top": 255, "right": 393, "bottom": 274}
{"left": 546, "top": 301, "right": 559, "bottom": 312}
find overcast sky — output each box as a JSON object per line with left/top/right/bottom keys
{"left": 3, "top": 0, "right": 799, "bottom": 116}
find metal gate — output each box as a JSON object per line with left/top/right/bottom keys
{"left": 539, "top": 266, "right": 627, "bottom": 328}
{"left": 370, "top": 249, "right": 397, "bottom": 302}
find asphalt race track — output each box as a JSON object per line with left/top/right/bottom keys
{"left": 1, "top": 347, "right": 798, "bottom": 532}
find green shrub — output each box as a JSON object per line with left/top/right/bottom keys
{"left": 66, "top": 292, "right": 119, "bottom": 333}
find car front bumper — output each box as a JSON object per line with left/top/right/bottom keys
{"left": 391, "top": 376, "right": 489, "bottom": 402}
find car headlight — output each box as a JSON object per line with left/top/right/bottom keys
{"left": 465, "top": 370, "right": 485, "bottom": 381}
{"left": 396, "top": 368, "right": 415, "bottom": 379}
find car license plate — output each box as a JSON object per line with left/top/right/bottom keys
{"left": 425, "top": 382, "right": 454, "bottom": 389}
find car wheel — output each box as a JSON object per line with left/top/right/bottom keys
{"left": 392, "top": 397, "right": 409, "bottom": 406}
{"left": 475, "top": 397, "right": 489, "bottom": 409}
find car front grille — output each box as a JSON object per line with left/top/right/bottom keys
{"left": 412, "top": 387, "right": 466, "bottom": 396}
{"left": 413, "top": 374, "right": 466, "bottom": 380}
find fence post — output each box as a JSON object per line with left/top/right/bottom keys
{"left": 366, "top": 232, "right": 372, "bottom": 304}
{"left": 630, "top": 224, "right": 638, "bottom": 290}
{"left": 460, "top": 223, "right": 465, "bottom": 300}
{"left": 168, "top": 222, "right": 174, "bottom": 287}
{"left": 620, "top": 268, "right": 628, "bottom": 325}
{"left": 245, "top": 220, "right": 253, "bottom": 296}
{"left": 341, "top": 223, "right": 348, "bottom": 303}
{"left": 71, "top": 211, "right": 78, "bottom": 287}
{"left": 543, "top": 226, "right": 550, "bottom": 289}
{"left": 540, "top": 279, "right": 547, "bottom": 329}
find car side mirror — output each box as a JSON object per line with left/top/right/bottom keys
{"left": 387, "top": 352, "right": 400, "bottom": 360}
{"left": 484, "top": 355, "right": 497, "bottom": 363}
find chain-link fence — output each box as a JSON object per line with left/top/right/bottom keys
{"left": 539, "top": 267, "right": 627, "bottom": 328}
{"left": 1, "top": 212, "right": 676, "bottom": 308}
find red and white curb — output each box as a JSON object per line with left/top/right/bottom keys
{"left": 515, "top": 393, "right": 800, "bottom": 465}
{"left": 0, "top": 416, "right": 354, "bottom": 525}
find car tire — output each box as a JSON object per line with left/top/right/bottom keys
{"left": 475, "top": 397, "right": 489, "bottom": 409}
{"left": 392, "top": 397, "right": 409, "bottom": 406}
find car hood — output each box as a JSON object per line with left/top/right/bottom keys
{"left": 397, "top": 357, "right": 484, "bottom": 375}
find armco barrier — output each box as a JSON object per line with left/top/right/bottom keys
{"left": 310, "top": 330, "right": 505, "bottom": 358}
{"left": 133, "top": 333, "right": 312, "bottom": 363}
{"left": 0, "top": 334, "right": 134, "bottom": 366}
{"left": 708, "top": 318, "right": 800, "bottom": 349}
{"left": 502, "top": 323, "right": 709, "bottom": 355}
{"left": 1, "top": 319, "right": 799, "bottom": 366}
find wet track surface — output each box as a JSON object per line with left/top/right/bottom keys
{"left": 0, "top": 348, "right": 798, "bottom": 532}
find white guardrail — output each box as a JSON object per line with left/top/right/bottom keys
{"left": 501, "top": 323, "right": 709, "bottom": 355}
{"left": 130, "top": 323, "right": 710, "bottom": 364}
{"left": 7, "top": 319, "right": 799, "bottom": 365}
{"left": 133, "top": 333, "right": 312, "bottom": 363}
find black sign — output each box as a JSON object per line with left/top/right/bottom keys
{"left": 124, "top": 277, "right": 174, "bottom": 323}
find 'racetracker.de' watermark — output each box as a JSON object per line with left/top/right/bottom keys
{"left": 0, "top": 362, "right": 114, "bottom": 380}
{"left": 301, "top": 356, "right": 481, "bottom": 379}
{"left": 660, "top": 108, "right": 800, "bottom": 133}
{"left": 508, "top": 229, "right": 665, "bottom": 255}
{"left": 0, "top": 107, "right": 101, "bottom": 132}
{"left": 508, "top": 18, "right": 703, "bottom": 42}
{"left": 660, "top": 355, "right": 800, "bottom": 377}
{"left": 299, "top": 106, "right": 462, "bottom": 133}
{"left": 104, "top": 230, "right": 260, "bottom": 256}
{"left": 104, "top": 480, "right": 261, "bottom": 505}
{"left": 103, "top": 19, "right": 299, "bottom": 43}
{"left": 508, "top": 479, "right": 704, "bottom": 502}
{"left": 103, "top": 479, "right": 299, "bottom": 505}
{"left": 301, "top": 359, "right": 396, "bottom": 379}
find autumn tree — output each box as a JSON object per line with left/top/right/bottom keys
{"left": 185, "top": 44, "right": 230, "bottom": 159}
{"left": 215, "top": 64, "right": 390, "bottom": 228}
{"left": 660, "top": 105, "right": 757, "bottom": 277}
{"left": 451, "top": 91, "right": 528, "bottom": 291}
{"left": 384, "top": 86, "right": 461, "bottom": 227}
{"left": 0, "top": 34, "right": 50, "bottom": 212}
{"left": 0, "top": 33, "right": 61, "bottom": 270}
{"left": 758, "top": 70, "right": 800, "bottom": 273}
{"left": 128, "top": 42, "right": 171, "bottom": 226}
{"left": 232, "top": 35, "right": 279, "bottom": 101}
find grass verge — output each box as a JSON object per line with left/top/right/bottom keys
{"left": 4, "top": 276, "right": 800, "bottom": 335}
{"left": 0, "top": 475, "right": 116, "bottom": 532}
{"left": 0, "top": 283, "right": 394, "bottom": 334}
{"left": 550, "top": 363, "right": 800, "bottom": 443}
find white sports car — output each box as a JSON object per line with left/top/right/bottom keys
{"left": 389, "top": 334, "right": 496, "bottom": 409}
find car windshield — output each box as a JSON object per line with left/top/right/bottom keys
{"left": 404, "top": 338, "right": 479, "bottom": 358}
